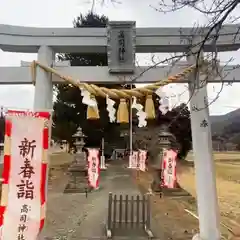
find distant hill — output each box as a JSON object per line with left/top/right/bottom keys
{"left": 210, "top": 109, "right": 240, "bottom": 149}
{"left": 211, "top": 108, "right": 240, "bottom": 135}
{"left": 210, "top": 109, "right": 240, "bottom": 135}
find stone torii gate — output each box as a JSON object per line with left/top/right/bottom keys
{"left": 1, "top": 22, "right": 240, "bottom": 240}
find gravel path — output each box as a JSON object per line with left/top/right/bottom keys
{"left": 38, "top": 162, "right": 142, "bottom": 240}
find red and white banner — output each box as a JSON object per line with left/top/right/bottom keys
{"left": 138, "top": 150, "right": 147, "bottom": 172}
{"left": 0, "top": 110, "right": 50, "bottom": 240}
{"left": 87, "top": 148, "right": 100, "bottom": 189}
{"left": 128, "top": 151, "right": 138, "bottom": 169}
{"left": 161, "top": 149, "right": 177, "bottom": 188}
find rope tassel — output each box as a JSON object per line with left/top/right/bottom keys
{"left": 87, "top": 95, "right": 99, "bottom": 120}
{"left": 117, "top": 99, "right": 129, "bottom": 123}
{"left": 145, "top": 94, "right": 155, "bottom": 119}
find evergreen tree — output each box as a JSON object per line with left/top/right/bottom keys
{"left": 53, "top": 12, "right": 192, "bottom": 157}
{"left": 160, "top": 103, "right": 192, "bottom": 159}
{"left": 53, "top": 12, "right": 123, "bottom": 148}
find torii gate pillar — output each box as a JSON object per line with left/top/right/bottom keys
{"left": 33, "top": 45, "right": 54, "bottom": 199}
{"left": 188, "top": 46, "right": 220, "bottom": 239}
{"left": 33, "top": 46, "right": 54, "bottom": 111}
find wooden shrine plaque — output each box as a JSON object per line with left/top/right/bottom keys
{"left": 107, "top": 21, "right": 136, "bottom": 74}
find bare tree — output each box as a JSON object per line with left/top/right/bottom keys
{"left": 151, "top": 0, "right": 240, "bottom": 63}
{"left": 82, "top": 0, "right": 240, "bottom": 158}
{"left": 92, "top": 0, "right": 240, "bottom": 64}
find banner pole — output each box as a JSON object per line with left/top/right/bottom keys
{"left": 128, "top": 84, "right": 133, "bottom": 169}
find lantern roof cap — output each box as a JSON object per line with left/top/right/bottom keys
{"left": 73, "top": 127, "right": 86, "bottom": 138}
{"left": 158, "top": 125, "right": 176, "bottom": 140}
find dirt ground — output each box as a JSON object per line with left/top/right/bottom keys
{"left": 39, "top": 154, "right": 168, "bottom": 240}
{"left": 1, "top": 151, "right": 239, "bottom": 239}
{"left": 39, "top": 152, "right": 240, "bottom": 239}
{"left": 177, "top": 152, "right": 240, "bottom": 239}
{"left": 39, "top": 153, "right": 200, "bottom": 240}
{"left": 135, "top": 171, "right": 199, "bottom": 240}
{"left": 134, "top": 151, "right": 240, "bottom": 240}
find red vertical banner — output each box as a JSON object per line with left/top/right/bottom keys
{"left": 138, "top": 150, "right": 147, "bottom": 172}
{"left": 0, "top": 110, "right": 50, "bottom": 240}
{"left": 161, "top": 149, "right": 177, "bottom": 188}
{"left": 87, "top": 148, "right": 100, "bottom": 189}
{"left": 128, "top": 151, "right": 138, "bottom": 169}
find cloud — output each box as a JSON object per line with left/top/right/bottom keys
{"left": 0, "top": 85, "right": 34, "bottom": 110}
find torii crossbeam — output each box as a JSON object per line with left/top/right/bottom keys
{"left": 0, "top": 61, "right": 239, "bottom": 84}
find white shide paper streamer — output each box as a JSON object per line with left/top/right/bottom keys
{"left": 106, "top": 96, "right": 116, "bottom": 123}
{"left": 80, "top": 88, "right": 97, "bottom": 107}
{"left": 155, "top": 87, "right": 169, "bottom": 115}
{"left": 132, "top": 97, "right": 147, "bottom": 128}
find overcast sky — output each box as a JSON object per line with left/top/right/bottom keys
{"left": 0, "top": 0, "right": 240, "bottom": 115}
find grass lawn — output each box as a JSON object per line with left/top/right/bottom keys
{"left": 178, "top": 151, "right": 240, "bottom": 238}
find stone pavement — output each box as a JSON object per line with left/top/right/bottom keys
{"left": 38, "top": 161, "right": 142, "bottom": 240}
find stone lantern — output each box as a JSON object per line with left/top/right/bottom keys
{"left": 151, "top": 124, "right": 176, "bottom": 192}
{"left": 158, "top": 125, "right": 176, "bottom": 163}
{"left": 72, "top": 126, "right": 86, "bottom": 165}
{"left": 64, "top": 127, "right": 89, "bottom": 193}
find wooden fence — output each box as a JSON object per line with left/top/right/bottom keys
{"left": 106, "top": 193, "right": 153, "bottom": 239}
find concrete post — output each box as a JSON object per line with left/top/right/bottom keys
{"left": 33, "top": 45, "right": 54, "bottom": 203}
{"left": 34, "top": 45, "right": 54, "bottom": 145}
{"left": 34, "top": 46, "right": 54, "bottom": 110}
{"left": 100, "top": 137, "right": 107, "bottom": 169}
{"left": 188, "top": 46, "right": 220, "bottom": 239}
